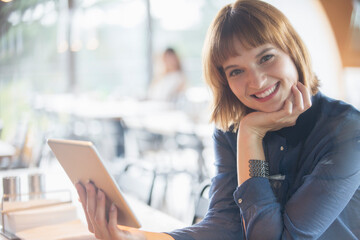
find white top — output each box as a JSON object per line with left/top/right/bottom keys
{"left": 148, "top": 71, "right": 185, "bottom": 101}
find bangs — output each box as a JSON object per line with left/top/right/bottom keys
{"left": 211, "top": 2, "right": 283, "bottom": 69}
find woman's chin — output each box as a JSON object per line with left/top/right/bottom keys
{"left": 257, "top": 104, "right": 284, "bottom": 113}
{"left": 246, "top": 98, "right": 286, "bottom": 113}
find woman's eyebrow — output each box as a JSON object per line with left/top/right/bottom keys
{"left": 223, "top": 64, "right": 238, "bottom": 72}
{"left": 255, "top": 47, "right": 274, "bottom": 58}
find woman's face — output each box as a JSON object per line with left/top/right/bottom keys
{"left": 163, "top": 52, "right": 179, "bottom": 72}
{"left": 222, "top": 40, "right": 299, "bottom": 113}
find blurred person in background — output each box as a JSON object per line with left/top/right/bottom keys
{"left": 147, "top": 47, "right": 187, "bottom": 102}
{"left": 75, "top": 0, "right": 360, "bottom": 239}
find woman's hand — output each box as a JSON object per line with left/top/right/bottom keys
{"left": 75, "top": 182, "right": 146, "bottom": 240}
{"left": 236, "top": 82, "right": 312, "bottom": 184}
{"left": 240, "top": 82, "right": 312, "bottom": 139}
{"left": 75, "top": 182, "right": 175, "bottom": 240}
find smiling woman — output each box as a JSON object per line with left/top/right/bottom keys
{"left": 202, "top": 1, "right": 319, "bottom": 131}
{"left": 75, "top": 1, "right": 360, "bottom": 240}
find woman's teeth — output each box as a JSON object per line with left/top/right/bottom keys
{"left": 254, "top": 84, "right": 277, "bottom": 99}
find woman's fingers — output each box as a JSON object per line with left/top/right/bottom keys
{"left": 241, "top": 82, "right": 313, "bottom": 137}
{"left": 280, "top": 82, "right": 311, "bottom": 124}
{"left": 94, "top": 190, "right": 111, "bottom": 239}
{"left": 77, "top": 182, "right": 127, "bottom": 239}
{"left": 86, "top": 182, "right": 102, "bottom": 237}
{"left": 270, "top": 99, "right": 292, "bottom": 122}
{"left": 297, "top": 81, "right": 312, "bottom": 110}
{"left": 282, "top": 82, "right": 312, "bottom": 126}
{"left": 108, "top": 203, "right": 121, "bottom": 238}
{"left": 269, "top": 99, "right": 296, "bottom": 129}
{"left": 282, "top": 98, "right": 293, "bottom": 116}
{"left": 75, "top": 182, "right": 87, "bottom": 210}
{"left": 75, "top": 183, "right": 94, "bottom": 233}
{"left": 86, "top": 183, "right": 97, "bottom": 218}
{"left": 292, "top": 84, "right": 304, "bottom": 111}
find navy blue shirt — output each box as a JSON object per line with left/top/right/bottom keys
{"left": 168, "top": 92, "right": 360, "bottom": 240}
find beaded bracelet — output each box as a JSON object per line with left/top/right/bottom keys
{"left": 249, "top": 159, "right": 269, "bottom": 178}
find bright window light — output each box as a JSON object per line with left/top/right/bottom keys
{"left": 151, "top": 0, "right": 204, "bottom": 30}
{"left": 104, "top": 1, "right": 146, "bottom": 28}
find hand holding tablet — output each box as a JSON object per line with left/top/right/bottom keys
{"left": 47, "top": 138, "right": 141, "bottom": 229}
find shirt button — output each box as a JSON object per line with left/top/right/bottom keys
{"left": 280, "top": 146, "right": 284, "bottom": 151}
{"left": 238, "top": 198, "right": 242, "bottom": 204}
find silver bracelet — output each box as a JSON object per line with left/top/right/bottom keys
{"left": 249, "top": 159, "right": 269, "bottom": 178}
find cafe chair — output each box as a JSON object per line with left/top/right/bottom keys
{"left": 135, "top": 129, "right": 164, "bottom": 158}
{"left": 115, "top": 161, "right": 157, "bottom": 206}
{"left": 192, "top": 180, "right": 211, "bottom": 225}
{"left": 120, "top": 118, "right": 204, "bottom": 218}
{"left": 174, "top": 132, "right": 209, "bottom": 183}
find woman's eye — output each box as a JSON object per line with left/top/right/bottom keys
{"left": 260, "top": 54, "right": 274, "bottom": 64}
{"left": 229, "top": 69, "right": 243, "bottom": 77}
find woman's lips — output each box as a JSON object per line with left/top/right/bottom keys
{"left": 251, "top": 82, "right": 280, "bottom": 102}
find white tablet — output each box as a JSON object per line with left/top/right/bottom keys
{"left": 47, "top": 138, "right": 141, "bottom": 228}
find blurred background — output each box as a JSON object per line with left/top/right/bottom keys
{"left": 0, "top": 0, "right": 359, "bottom": 225}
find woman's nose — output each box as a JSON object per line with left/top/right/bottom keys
{"left": 247, "top": 68, "right": 266, "bottom": 89}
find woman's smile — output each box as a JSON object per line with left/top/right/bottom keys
{"left": 251, "top": 82, "right": 280, "bottom": 102}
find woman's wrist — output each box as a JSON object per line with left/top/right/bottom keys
{"left": 237, "top": 127, "right": 266, "bottom": 184}
{"left": 237, "top": 128, "right": 265, "bottom": 160}
{"left": 239, "top": 116, "right": 267, "bottom": 141}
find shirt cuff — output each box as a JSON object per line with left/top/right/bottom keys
{"left": 165, "top": 231, "right": 195, "bottom": 240}
{"left": 233, "top": 177, "right": 276, "bottom": 212}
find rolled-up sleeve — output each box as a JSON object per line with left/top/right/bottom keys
{"left": 234, "top": 178, "right": 282, "bottom": 239}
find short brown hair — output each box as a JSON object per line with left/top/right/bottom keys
{"left": 203, "top": 0, "right": 319, "bottom": 131}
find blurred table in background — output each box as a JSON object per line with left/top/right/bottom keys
{"left": 33, "top": 94, "right": 173, "bottom": 120}
{"left": 32, "top": 94, "right": 213, "bottom": 169}
{"left": 32, "top": 94, "right": 176, "bottom": 161}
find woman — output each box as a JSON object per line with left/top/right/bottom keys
{"left": 76, "top": 0, "right": 360, "bottom": 239}
{"left": 147, "top": 47, "right": 187, "bottom": 102}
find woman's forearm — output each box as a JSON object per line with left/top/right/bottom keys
{"left": 237, "top": 125, "right": 265, "bottom": 185}
{"left": 144, "top": 232, "right": 174, "bottom": 240}
{"left": 116, "top": 225, "right": 175, "bottom": 240}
